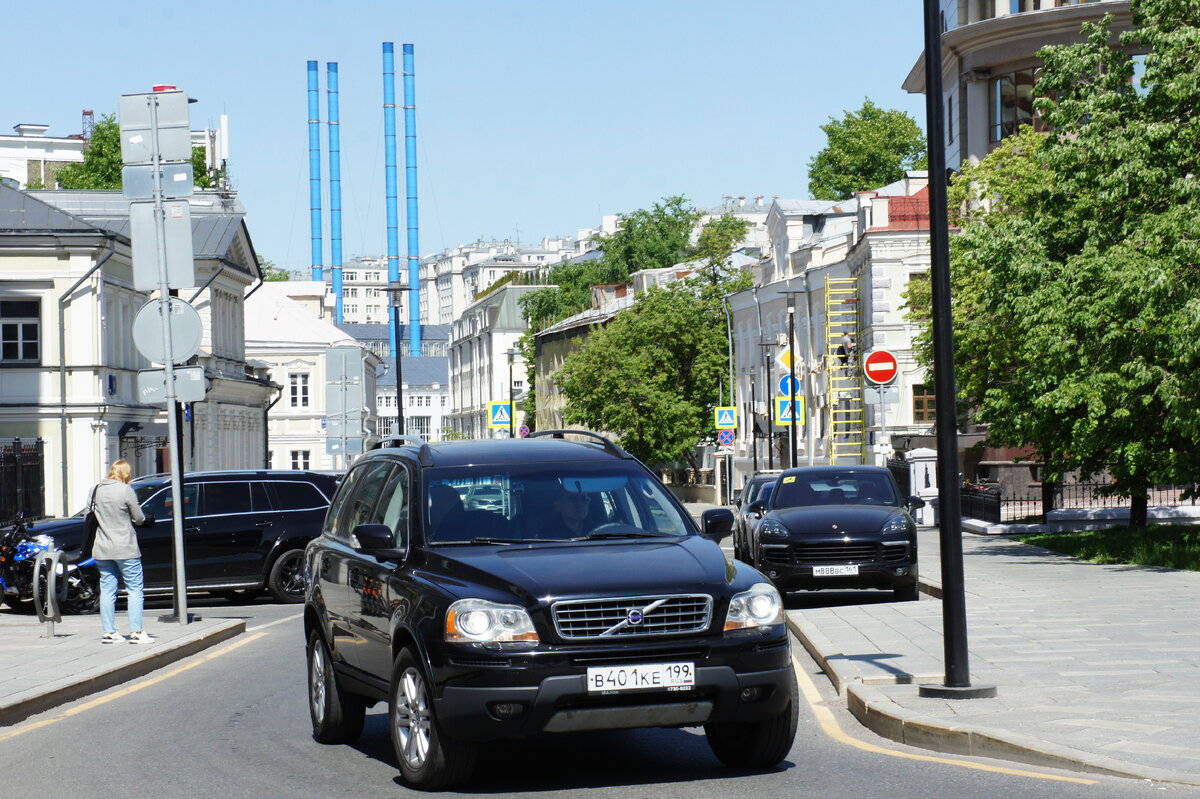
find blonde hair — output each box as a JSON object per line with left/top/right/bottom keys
{"left": 106, "top": 459, "right": 133, "bottom": 484}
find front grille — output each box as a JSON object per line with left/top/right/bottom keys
{"left": 882, "top": 543, "right": 910, "bottom": 564}
{"left": 552, "top": 594, "right": 712, "bottom": 640}
{"left": 761, "top": 542, "right": 880, "bottom": 565}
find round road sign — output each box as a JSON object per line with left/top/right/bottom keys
{"left": 863, "top": 349, "right": 899, "bottom": 385}
{"left": 133, "top": 297, "right": 203, "bottom": 365}
{"left": 717, "top": 429, "right": 735, "bottom": 447}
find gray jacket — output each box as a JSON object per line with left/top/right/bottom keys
{"left": 90, "top": 478, "right": 146, "bottom": 560}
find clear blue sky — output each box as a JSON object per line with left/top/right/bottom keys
{"left": 6, "top": 1, "right": 928, "bottom": 272}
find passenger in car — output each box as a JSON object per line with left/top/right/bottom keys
{"left": 538, "top": 486, "right": 592, "bottom": 539}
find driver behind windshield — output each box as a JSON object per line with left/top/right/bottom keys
{"left": 540, "top": 484, "right": 592, "bottom": 538}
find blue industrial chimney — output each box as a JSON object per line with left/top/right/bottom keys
{"left": 402, "top": 44, "right": 422, "bottom": 356}
{"left": 327, "top": 62, "right": 344, "bottom": 324}
{"left": 307, "top": 60, "right": 323, "bottom": 282}
{"left": 383, "top": 43, "right": 401, "bottom": 357}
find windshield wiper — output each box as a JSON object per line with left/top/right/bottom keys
{"left": 581, "top": 529, "right": 670, "bottom": 540}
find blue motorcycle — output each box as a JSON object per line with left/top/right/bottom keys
{"left": 0, "top": 518, "right": 99, "bottom": 615}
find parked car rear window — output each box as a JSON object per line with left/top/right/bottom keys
{"left": 272, "top": 480, "right": 333, "bottom": 511}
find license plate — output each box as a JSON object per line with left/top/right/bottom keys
{"left": 586, "top": 662, "right": 694, "bottom": 693}
{"left": 813, "top": 564, "right": 859, "bottom": 576}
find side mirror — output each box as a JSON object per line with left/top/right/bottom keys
{"left": 747, "top": 499, "right": 766, "bottom": 515}
{"left": 352, "top": 523, "right": 407, "bottom": 561}
{"left": 733, "top": 496, "right": 743, "bottom": 508}
{"left": 700, "top": 507, "right": 735, "bottom": 542}
{"left": 907, "top": 496, "right": 926, "bottom": 510}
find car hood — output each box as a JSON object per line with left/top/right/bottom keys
{"left": 19, "top": 517, "right": 87, "bottom": 549}
{"left": 430, "top": 536, "right": 734, "bottom": 601}
{"left": 768, "top": 505, "right": 900, "bottom": 535}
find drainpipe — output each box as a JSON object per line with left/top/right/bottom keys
{"left": 263, "top": 383, "right": 283, "bottom": 466}
{"left": 59, "top": 238, "right": 116, "bottom": 515}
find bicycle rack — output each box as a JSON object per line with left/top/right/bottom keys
{"left": 32, "top": 550, "right": 63, "bottom": 636}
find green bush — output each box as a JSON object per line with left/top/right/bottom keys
{"left": 1018, "top": 525, "right": 1200, "bottom": 571}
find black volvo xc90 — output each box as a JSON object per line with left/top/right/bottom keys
{"left": 303, "top": 432, "right": 797, "bottom": 790}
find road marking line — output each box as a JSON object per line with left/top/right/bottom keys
{"left": 0, "top": 632, "right": 267, "bottom": 743}
{"left": 247, "top": 612, "right": 302, "bottom": 632}
{"left": 791, "top": 653, "right": 1096, "bottom": 785}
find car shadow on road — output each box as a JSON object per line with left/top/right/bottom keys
{"left": 783, "top": 589, "right": 901, "bottom": 611}
{"left": 348, "top": 713, "right": 795, "bottom": 793}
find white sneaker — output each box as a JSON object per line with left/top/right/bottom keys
{"left": 101, "top": 631, "right": 125, "bottom": 644}
{"left": 127, "top": 631, "right": 155, "bottom": 645}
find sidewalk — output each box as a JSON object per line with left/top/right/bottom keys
{"left": 787, "top": 527, "right": 1200, "bottom": 785}
{"left": 0, "top": 610, "right": 243, "bottom": 727}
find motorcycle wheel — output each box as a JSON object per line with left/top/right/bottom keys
{"left": 61, "top": 567, "right": 100, "bottom": 615}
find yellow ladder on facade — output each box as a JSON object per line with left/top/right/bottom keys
{"left": 825, "top": 276, "right": 865, "bottom": 463}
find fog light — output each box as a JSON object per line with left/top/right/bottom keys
{"left": 488, "top": 701, "right": 525, "bottom": 719}
{"left": 894, "top": 567, "right": 908, "bottom": 576}
{"left": 740, "top": 686, "right": 763, "bottom": 702}
{"left": 767, "top": 570, "right": 778, "bottom": 578}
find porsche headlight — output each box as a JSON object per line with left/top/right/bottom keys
{"left": 758, "top": 519, "right": 788, "bottom": 538}
{"left": 881, "top": 513, "right": 912, "bottom": 535}
{"left": 724, "top": 583, "right": 784, "bottom": 632}
{"left": 445, "top": 599, "right": 539, "bottom": 647}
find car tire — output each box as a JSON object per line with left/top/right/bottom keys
{"left": 61, "top": 566, "right": 100, "bottom": 615}
{"left": 267, "top": 549, "right": 305, "bottom": 603}
{"left": 307, "top": 631, "right": 365, "bottom": 744}
{"left": 704, "top": 676, "right": 798, "bottom": 769}
{"left": 894, "top": 580, "right": 920, "bottom": 602}
{"left": 389, "top": 648, "right": 477, "bottom": 790}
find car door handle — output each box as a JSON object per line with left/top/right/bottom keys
{"left": 184, "top": 525, "right": 200, "bottom": 533}
{"left": 255, "top": 521, "right": 274, "bottom": 528}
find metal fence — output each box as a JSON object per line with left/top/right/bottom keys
{"left": 0, "top": 437, "right": 46, "bottom": 527}
{"left": 962, "top": 481, "right": 1199, "bottom": 524}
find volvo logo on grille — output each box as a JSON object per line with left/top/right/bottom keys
{"left": 625, "top": 609, "right": 644, "bottom": 625}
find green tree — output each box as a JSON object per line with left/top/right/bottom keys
{"left": 55, "top": 112, "right": 216, "bottom": 190}
{"left": 556, "top": 269, "right": 751, "bottom": 475}
{"left": 807, "top": 99, "right": 927, "bottom": 201}
{"left": 258, "top": 256, "right": 291, "bottom": 282}
{"left": 55, "top": 114, "right": 123, "bottom": 189}
{"left": 903, "top": 1, "right": 1200, "bottom": 526}
{"left": 519, "top": 196, "right": 703, "bottom": 329}
{"left": 694, "top": 213, "right": 752, "bottom": 284}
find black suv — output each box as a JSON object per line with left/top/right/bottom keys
{"left": 303, "top": 432, "right": 797, "bottom": 790}
{"left": 24, "top": 470, "right": 339, "bottom": 606}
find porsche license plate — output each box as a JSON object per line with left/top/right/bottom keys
{"left": 586, "top": 662, "right": 694, "bottom": 693}
{"left": 813, "top": 564, "right": 859, "bottom": 576}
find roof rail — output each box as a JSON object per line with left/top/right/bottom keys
{"left": 374, "top": 435, "right": 434, "bottom": 466}
{"left": 528, "top": 429, "right": 630, "bottom": 459}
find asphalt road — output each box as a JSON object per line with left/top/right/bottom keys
{"left": 4, "top": 597, "right": 1197, "bottom": 799}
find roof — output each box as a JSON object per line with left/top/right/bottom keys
{"left": 0, "top": 184, "right": 101, "bottom": 233}
{"left": 244, "top": 281, "right": 367, "bottom": 348}
{"left": 377, "top": 356, "right": 449, "bottom": 388}
{"left": 771, "top": 199, "right": 858, "bottom": 217}
{"left": 373, "top": 435, "right": 632, "bottom": 469}
{"left": 338, "top": 322, "right": 451, "bottom": 343}
{"left": 536, "top": 292, "right": 636, "bottom": 338}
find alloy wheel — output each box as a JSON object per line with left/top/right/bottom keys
{"left": 393, "top": 666, "right": 432, "bottom": 769}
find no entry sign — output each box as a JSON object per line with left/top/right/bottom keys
{"left": 863, "top": 350, "right": 899, "bottom": 385}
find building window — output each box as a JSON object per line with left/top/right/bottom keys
{"left": 289, "top": 373, "right": 310, "bottom": 408}
{"left": 345, "top": 272, "right": 357, "bottom": 281}
{"left": 346, "top": 287, "right": 357, "bottom": 298}
{"left": 990, "top": 67, "right": 1045, "bottom": 142}
{"left": 0, "top": 299, "right": 41, "bottom": 363}
{"left": 913, "top": 385, "right": 937, "bottom": 424}
{"left": 291, "top": 450, "right": 311, "bottom": 469}
{"left": 408, "top": 416, "right": 430, "bottom": 439}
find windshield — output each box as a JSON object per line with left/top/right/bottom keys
{"left": 771, "top": 471, "right": 900, "bottom": 509}
{"left": 424, "top": 461, "right": 694, "bottom": 544}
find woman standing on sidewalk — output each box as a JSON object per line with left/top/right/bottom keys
{"left": 91, "top": 459, "right": 153, "bottom": 644}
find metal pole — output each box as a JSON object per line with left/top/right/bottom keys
{"left": 750, "top": 376, "right": 758, "bottom": 472}
{"left": 759, "top": 341, "right": 775, "bottom": 470}
{"left": 802, "top": 270, "right": 815, "bottom": 466}
{"left": 395, "top": 316, "right": 405, "bottom": 435}
{"left": 149, "top": 94, "right": 188, "bottom": 625}
{"left": 918, "top": 0, "right": 994, "bottom": 699}
{"left": 787, "top": 298, "right": 797, "bottom": 469}
{"left": 508, "top": 355, "right": 515, "bottom": 439}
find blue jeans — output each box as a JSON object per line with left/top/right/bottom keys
{"left": 97, "top": 558, "right": 144, "bottom": 634}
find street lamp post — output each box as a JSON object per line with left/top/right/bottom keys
{"left": 388, "top": 282, "right": 409, "bottom": 436}
{"left": 787, "top": 295, "right": 797, "bottom": 468}
{"left": 505, "top": 348, "right": 518, "bottom": 438}
{"left": 748, "top": 365, "right": 758, "bottom": 472}
{"left": 758, "top": 339, "right": 775, "bottom": 470}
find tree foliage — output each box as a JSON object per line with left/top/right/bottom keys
{"left": 807, "top": 99, "right": 928, "bottom": 201}
{"left": 694, "top": 214, "right": 752, "bottom": 283}
{"left": 518, "top": 196, "right": 702, "bottom": 328}
{"left": 55, "top": 113, "right": 216, "bottom": 190}
{"left": 903, "top": 0, "right": 1200, "bottom": 525}
{"left": 556, "top": 270, "right": 751, "bottom": 472}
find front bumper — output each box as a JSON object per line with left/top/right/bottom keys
{"left": 432, "top": 633, "right": 794, "bottom": 740}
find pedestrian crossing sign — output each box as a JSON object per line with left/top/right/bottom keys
{"left": 488, "top": 401, "right": 512, "bottom": 428}
{"left": 714, "top": 406, "right": 737, "bottom": 430}
{"left": 774, "top": 396, "right": 805, "bottom": 426}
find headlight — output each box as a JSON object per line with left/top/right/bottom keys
{"left": 758, "top": 519, "right": 788, "bottom": 538}
{"left": 881, "top": 513, "right": 912, "bottom": 535}
{"left": 445, "top": 599, "right": 539, "bottom": 647}
{"left": 724, "top": 582, "right": 783, "bottom": 632}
